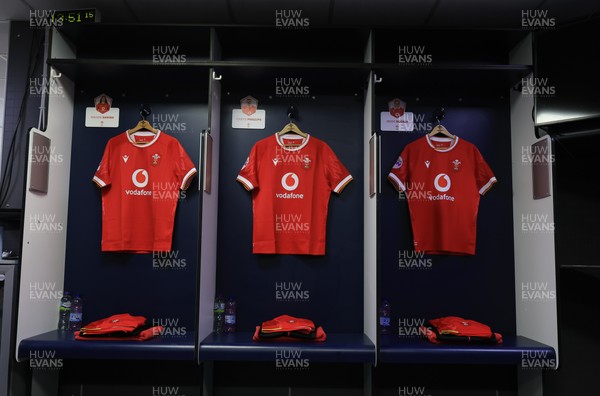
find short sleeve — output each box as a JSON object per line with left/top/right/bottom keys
{"left": 324, "top": 144, "right": 353, "bottom": 194}
{"left": 92, "top": 141, "right": 112, "bottom": 188}
{"left": 176, "top": 142, "right": 197, "bottom": 190}
{"left": 474, "top": 147, "right": 497, "bottom": 195}
{"left": 237, "top": 145, "right": 259, "bottom": 191}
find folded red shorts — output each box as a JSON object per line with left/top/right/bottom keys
{"left": 75, "top": 313, "right": 163, "bottom": 341}
{"left": 253, "top": 315, "right": 326, "bottom": 342}
{"left": 421, "top": 316, "right": 503, "bottom": 344}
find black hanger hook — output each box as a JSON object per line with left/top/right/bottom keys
{"left": 140, "top": 104, "right": 152, "bottom": 121}
{"left": 433, "top": 107, "right": 445, "bottom": 124}
{"left": 287, "top": 106, "right": 298, "bottom": 122}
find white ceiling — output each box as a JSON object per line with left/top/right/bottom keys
{"left": 0, "top": 0, "right": 598, "bottom": 27}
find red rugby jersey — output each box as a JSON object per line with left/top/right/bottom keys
{"left": 388, "top": 135, "right": 496, "bottom": 255}
{"left": 237, "top": 133, "right": 353, "bottom": 255}
{"left": 93, "top": 131, "right": 197, "bottom": 253}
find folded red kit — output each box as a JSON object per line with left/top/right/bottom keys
{"left": 253, "top": 315, "right": 326, "bottom": 342}
{"left": 75, "top": 313, "right": 163, "bottom": 341}
{"left": 420, "top": 316, "right": 503, "bottom": 345}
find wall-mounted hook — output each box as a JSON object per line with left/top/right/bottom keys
{"left": 140, "top": 104, "right": 152, "bottom": 120}
{"left": 374, "top": 74, "right": 383, "bottom": 84}
{"left": 212, "top": 71, "right": 222, "bottom": 81}
{"left": 433, "top": 107, "right": 446, "bottom": 124}
{"left": 50, "top": 69, "right": 62, "bottom": 79}
{"left": 287, "top": 105, "right": 298, "bottom": 121}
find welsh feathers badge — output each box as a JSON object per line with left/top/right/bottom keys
{"left": 452, "top": 159, "right": 462, "bottom": 172}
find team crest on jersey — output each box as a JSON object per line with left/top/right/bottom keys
{"left": 302, "top": 156, "right": 311, "bottom": 169}
{"left": 152, "top": 153, "right": 160, "bottom": 166}
{"left": 393, "top": 156, "right": 403, "bottom": 169}
{"left": 451, "top": 159, "right": 462, "bottom": 172}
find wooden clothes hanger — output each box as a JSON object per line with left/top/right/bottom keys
{"left": 428, "top": 108, "right": 455, "bottom": 140}
{"left": 428, "top": 123, "right": 455, "bottom": 140}
{"left": 128, "top": 118, "right": 158, "bottom": 136}
{"left": 278, "top": 121, "right": 307, "bottom": 138}
{"left": 278, "top": 106, "right": 308, "bottom": 138}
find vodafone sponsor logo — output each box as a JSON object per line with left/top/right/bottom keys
{"left": 276, "top": 172, "right": 304, "bottom": 199}
{"left": 132, "top": 169, "right": 149, "bottom": 188}
{"left": 429, "top": 173, "right": 455, "bottom": 202}
{"left": 125, "top": 169, "right": 152, "bottom": 196}
{"left": 281, "top": 172, "right": 299, "bottom": 191}
{"left": 433, "top": 173, "right": 451, "bottom": 192}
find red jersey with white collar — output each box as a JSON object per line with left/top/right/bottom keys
{"left": 388, "top": 135, "right": 496, "bottom": 255}
{"left": 237, "top": 133, "right": 352, "bottom": 255}
{"left": 93, "top": 131, "right": 197, "bottom": 253}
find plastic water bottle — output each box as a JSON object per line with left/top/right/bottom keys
{"left": 224, "top": 297, "right": 236, "bottom": 333}
{"left": 379, "top": 299, "right": 391, "bottom": 335}
{"left": 213, "top": 294, "right": 225, "bottom": 334}
{"left": 68, "top": 295, "right": 83, "bottom": 331}
{"left": 57, "top": 292, "right": 72, "bottom": 330}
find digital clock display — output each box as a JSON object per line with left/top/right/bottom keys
{"left": 52, "top": 9, "right": 100, "bottom": 25}
{"left": 29, "top": 8, "right": 100, "bottom": 28}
